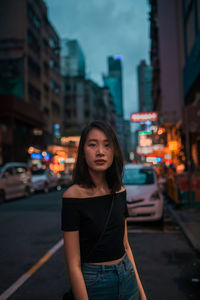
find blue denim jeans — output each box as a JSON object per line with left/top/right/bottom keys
{"left": 82, "top": 253, "right": 139, "bottom": 300}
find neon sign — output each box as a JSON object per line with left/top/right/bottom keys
{"left": 130, "top": 112, "right": 158, "bottom": 122}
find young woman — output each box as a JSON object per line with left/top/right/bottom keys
{"left": 62, "top": 121, "right": 146, "bottom": 300}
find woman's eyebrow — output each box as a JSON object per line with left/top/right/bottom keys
{"left": 87, "top": 138, "right": 109, "bottom": 142}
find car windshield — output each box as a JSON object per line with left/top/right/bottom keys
{"left": 32, "top": 169, "right": 46, "bottom": 175}
{"left": 123, "top": 168, "right": 155, "bottom": 185}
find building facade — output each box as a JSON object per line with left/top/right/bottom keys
{"left": 182, "top": 0, "right": 200, "bottom": 171}
{"left": 62, "top": 76, "right": 115, "bottom": 136}
{"left": 103, "top": 56, "right": 125, "bottom": 151}
{"left": 61, "top": 39, "right": 85, "bottom": 77}
{"left": 137, "top": 60, "right": 153, "bottom": 112}
{"left": 149, "top": 0, "right": 185, "bottom": 169}
{"left": 0, "top": 0, "right": 62, "bottom": 163}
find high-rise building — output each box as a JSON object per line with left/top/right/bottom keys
{"left": 61, "top": 39, "right": 85, "bottom": 77}
{"left": 137, "top": 60, "right": 153, "bottom": 112}
{"left": 62, "top": 76, "right": 115, "bottom": 136}
{"left": 182, "top": 0, "right": 200, "bottom": 171}
{"left": 149, "top": 0, "right": 184, "bottom": 124}
{"left": 103, "top": 56, "right": 124, "bottom": 151}
{"left": 61, "top": 42, "right": 116, "bottom": 136}
{"left": 105, "top": 56, "right": 123, "bottom": 116}
{"left": 0, "top": 0, "right": 62, "bottom": 163}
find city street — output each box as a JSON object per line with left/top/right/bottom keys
{"left": 0, "top": 190, "right": 199, "bottom": 300}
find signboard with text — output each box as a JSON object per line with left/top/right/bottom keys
{"left": 130, "top": 112, "right": 158, "bottom": 123}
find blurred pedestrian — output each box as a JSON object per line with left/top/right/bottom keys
{"left": 62, "top": 120, "right": 146, "bottom": 300}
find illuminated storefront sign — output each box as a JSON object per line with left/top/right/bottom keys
{"left": 33, "top": 128, "right": 43, "bottom": 136}
{"left": 146, "top": 155, "right": 162, "bottom": 164}
{"left": 169, "top": 141, "right": 178, "bottom": 151}
{"left": 130, "top": 112, "right": 158, "bottom": 123}
{"left": 53, "top": 124, "right": 61, "bottom": 138}
{"left": 165, "top": 154, "right": 172, "bottom": 159}
{"left": 136, "top": 146, "right": 153, "bottom": 155}
{"left": 138, "top": 130, "right": 152, "bottom": 136}
{"left": 152, "top": 144, "right": 164, "bottom": 150}
{"left": 31, "top": 152, "right": 43, "bottom": 159}
{"left": 139, "top": 135, "right": 152, "bottom": 147}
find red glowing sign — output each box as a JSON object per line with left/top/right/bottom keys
{"left": 130, "top": 112, "right": 158, "bottom": 122}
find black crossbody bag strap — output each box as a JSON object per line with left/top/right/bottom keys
{"left": 86, "top": 193, "right": 115, "bottom": 261}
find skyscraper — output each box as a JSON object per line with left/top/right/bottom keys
{"left": 103, "top": 56, "right": 124, "bottom": 150}
{"left": 137, "top": 60, "right": 153, "bottom": 112}
{"left": 61, "top": 39, "right": 85, "bottom": 77}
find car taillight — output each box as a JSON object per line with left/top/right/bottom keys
{"left": 150, "top": 191, "right": 160, "bottom": 201}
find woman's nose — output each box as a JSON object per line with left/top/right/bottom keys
{"left": 96, "top": 145, "right": 104, "bottom": 155}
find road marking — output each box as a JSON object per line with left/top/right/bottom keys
{"left": 0, "top": 239, "right": 64, "bottom": 300}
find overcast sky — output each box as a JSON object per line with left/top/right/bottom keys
{"left": 45, "top": 0, "right": 150, "bottom": 121}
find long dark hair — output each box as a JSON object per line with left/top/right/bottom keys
{"left": 73, "top": 120, "right": 124, "bottom": 193}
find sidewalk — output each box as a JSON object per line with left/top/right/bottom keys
{"left": 167, "top": 201, "right": 200, "bottom": 255}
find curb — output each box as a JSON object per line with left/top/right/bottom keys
{"left": 167, "top": 205, "right": 200, "bottom": 254}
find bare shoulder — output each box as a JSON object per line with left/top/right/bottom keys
{"left": 62, "top": 184, "right": 89, "bottom": 198}
{"left": 116, "top": 186, "right": 126, "bottom": 194}
{"left": 62, "top": 184, "right": 83, "bottom": 198}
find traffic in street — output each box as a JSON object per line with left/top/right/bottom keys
{"left": 0, "top": 189, "right": 199, "bottom": 300}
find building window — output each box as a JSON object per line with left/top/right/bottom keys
{"left": 27, "top": 29, "right": 40, "bottom": 54}
{"left": 49, "top": 37, "right": 59, "bottom": 54}
{"left": 186, "top": 5, "right": 195, "bottom": 55}
{"left": 43, "top": 83, "right": 49, "bottom": 98}
{"left": 43, "top": 13, "right": 49, "bottom": 26}
{"left": 43, "top": 107, "right": 49, "bottom": 115}
{"left": 43, "top": 38, "right": 49, "bottom": 49}
{"left": 65, "top": 109, "right": 71, "bottom": 118}
{"left": 50, "top": 58, "right": 59, "bottom": 73}
{"left": 50, "top": 80, "right": 60, "bottom": 94}
{"left": 73, "top": 107, "right": 76, "bottom": 117}
{"left": 43, "top": 61, "right": 49, "bottom": 76}
{"left": 28, "top": 83, "right": 40, "bottom": 103}
{"left": 65, "top": 84, "right": 71, "bottom": 91}
{"left": 51, "top": 101, "right": 60, "bottom": 115}
{"left": 27, "top": 4, "right": 41, "bottom": 30}
{"left": 28, "top": 56, "right": 40, "bottom": 76}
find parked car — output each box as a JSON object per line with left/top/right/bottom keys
{"left": 123, "top": 164, "right": 164, "bottom": 222}
{"left": 58, "top": 171, "right": 72, "bottom": 187}
{"left": 31, "top": 168, "right": 59, "bottom": 193}
{"left": 0, "top": 162, "right": 33, "bottom": 202}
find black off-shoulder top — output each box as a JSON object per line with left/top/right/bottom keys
{"left": 61, "top": 190, "right": 128, "bottom": 263}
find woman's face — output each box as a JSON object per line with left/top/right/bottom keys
{"left": 84, "top": 128, "right": 114, "bottom": 173}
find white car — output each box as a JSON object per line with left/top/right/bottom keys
{"left": 31, "top": 168, "right": 59, "bottom": 193}
{"left": 0, "top": 162, "right": 33, "bottom": 202}
{"left": 123, "top": 164, "right": 164, "bottom": 222}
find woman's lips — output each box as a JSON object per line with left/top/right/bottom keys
{"left": 95, "top": 160, "right": 106, "bottom": 165}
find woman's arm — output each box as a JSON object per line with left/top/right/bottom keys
{"left": 123, "top": 220, "right": 147, "bottom": 300}
{"left": 63, "top": 231, "right": 89, "bottom": 300}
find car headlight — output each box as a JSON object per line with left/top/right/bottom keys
{"left": 150, "top": 191, "right": 160, "bottom": 201}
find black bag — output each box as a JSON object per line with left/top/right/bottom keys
{"left": 63, "top": 289, "right": 74, "bottom": 300}
{"left": 63, "top": 194, "right": 114, "bottom": 300}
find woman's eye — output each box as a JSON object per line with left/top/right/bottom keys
{"left": 105, "top": 144, "right": 110, "bottom": 148}
{"left": 88, "top": 143, "right": 96, "bottom": 147}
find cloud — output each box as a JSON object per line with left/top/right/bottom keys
{"left": 45, "top": 0, "right": 150, "bottom": 119}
